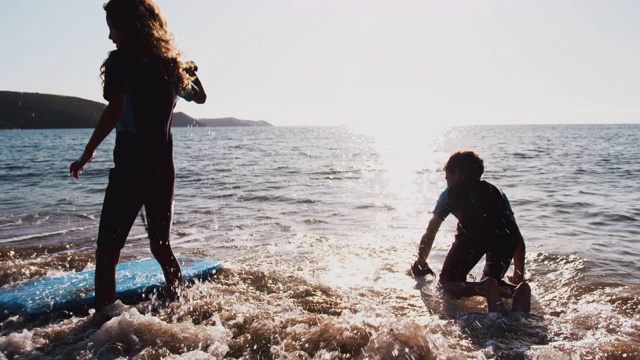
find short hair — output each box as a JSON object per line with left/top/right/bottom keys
{"left": 443, "top": 151, "right": 484, "bottom": 179}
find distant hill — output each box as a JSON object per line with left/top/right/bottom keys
{"left": 172, "top": 112, "right": 206, "bottom": 127}
{"left": 197, "top": 117, "right": 273, "bottom": 127}
{"left": 171, "top": 114, "right": 273, "bottom": 127}
{"left": 0, "top": 91, "right": 273, "bottom": 129}
{"left": 0, "top": 91, "right": 105, "bottom": 129}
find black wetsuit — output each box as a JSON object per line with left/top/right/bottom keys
{"left": 97, "top": 49, "right": 195, "bottom": 249}
{"left": 433, "top": 179, "right": 522, "bottom": 284}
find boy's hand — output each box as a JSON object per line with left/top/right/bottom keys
{"left": 507, "top": 274, "right": 524, "bottom": 285}
{"left": 507, "top": 268, "right": 525, "bottom": 284}
{"left": 411, "top": 261, "right": 435, "bottom": 277}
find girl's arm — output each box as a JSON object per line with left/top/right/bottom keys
{"left": 184, "top": 62, "right": 206, "bottom": 104}
{"left": 69, "top": 93, "right": 126, "bottom": 179}
{"left": 191, "top": 75, "right": 207, "bottom": 104}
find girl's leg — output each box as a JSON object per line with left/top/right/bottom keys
{"left": 150, "top": 242, "right": 184, "bottom": 296}
{"left": 95, "top": 168, "right": 142, "bottom": 310}
{"left": 145, "top": 176, "right": 183, "bottom": 297}
{"left": 94, "top": 246, "right": 121, "bottom": 310}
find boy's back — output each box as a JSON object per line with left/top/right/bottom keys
{"left": 446, "top": 179, "right": 519, "bottom": 241}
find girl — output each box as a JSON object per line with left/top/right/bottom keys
{"left": 70, "top": 0, "right": 206, "bottom": 311}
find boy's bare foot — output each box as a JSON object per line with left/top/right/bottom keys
{"left": 511, "top": 282, "right": 531, "bottom": 313}
{"left": 483, "top": 278, "right": 509, "bottom": 315}
{"left": 498, "top": 284, "right": 515, "bottom": 298}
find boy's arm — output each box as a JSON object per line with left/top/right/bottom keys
{"left": 508, "top": 235, "right": 526, "bottom": 284}
{"left": 417, "top": 214, "right": 443, "bottom": 265}
{"left": 69, "top": 93, "right": 126, "bottom": 179}
{"left": 411, "top": 214, "right": 443, "bottom": 276}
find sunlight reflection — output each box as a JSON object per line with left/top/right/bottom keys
{"left": 349, "top": 124, "right": 454, "bottom": 221}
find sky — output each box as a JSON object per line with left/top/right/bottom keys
{"left": 1, "top": 0, "right": 639, "bottom": 127}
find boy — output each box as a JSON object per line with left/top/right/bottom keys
{"left": 412, "top": 151, "right": 531, "bottom": 314}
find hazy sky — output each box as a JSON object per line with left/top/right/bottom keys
{"left": 1, "top": 0, "right": 639, "bottom": 127}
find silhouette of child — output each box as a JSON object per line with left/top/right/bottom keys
{"left": 412, "top": 151, "right": 531, "bottom": 314}
{"left": 70, "top": 0, "right": 207, "bottom": 311}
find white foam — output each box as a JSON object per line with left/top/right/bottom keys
{"left": 91, "top": 304, "right": 231, "bottom": 358}
{"left": 0, "top": 329, "right": 36, "bottom": 356}
{"left": 164, "top": 350, "right": 219, "bottom": 360}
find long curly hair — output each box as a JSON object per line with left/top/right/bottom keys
{"left": 100, "top": 0, "right": 193, "bottom": 91}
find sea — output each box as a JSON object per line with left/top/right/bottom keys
{"left": 0, "top": 124, "right": 638, "bottom": 359}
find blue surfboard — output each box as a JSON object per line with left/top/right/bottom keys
{"left": 0, "top": 256, "right": 222, "bottom": 318}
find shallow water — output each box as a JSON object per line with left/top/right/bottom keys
{"left": 0, "top": 124, "right": 639, "bottom": 359}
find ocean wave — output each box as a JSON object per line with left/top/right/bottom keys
{"left": 2, "top": 125, "right": 640, "bottom": 357}
{"left": 0, "top": 250, "right": 93, "bottom": 286}
{"left": 303, "top": 219, "right": 329, "bottom": 225}
{"left": 0, "top": 226, "right": 96, "bottom": 245}
{"left": 354, "top": 203, "right": 396, "bottom": 211}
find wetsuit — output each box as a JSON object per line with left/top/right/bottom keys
{"left": 433, "top": 179, "right": 522, "bottom": 284}
{"left": 97, "top": 49, "right": 195, "bottom": 249}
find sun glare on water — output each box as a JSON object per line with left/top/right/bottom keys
{"left": 354, "top": 123, "right": 452, "bottom": 211}
{"left": 305, "top": 124, "right": 456, "bottom": 289}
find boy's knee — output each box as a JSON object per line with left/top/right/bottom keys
{"left": 438, "top": 281, "right": 462, "bottom": 299}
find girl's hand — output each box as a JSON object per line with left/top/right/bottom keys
{"left": 70, "top": 151, "right": 95, "bottom": 179}
{"left": 184, "top": 61, "right": 198, "bottom": 76}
